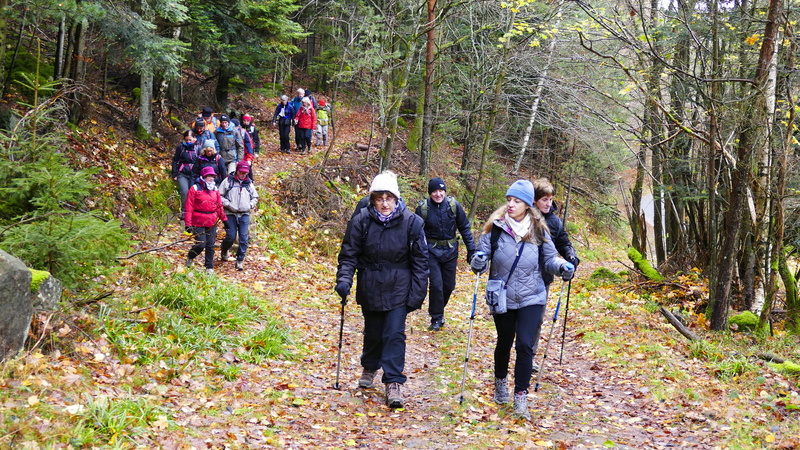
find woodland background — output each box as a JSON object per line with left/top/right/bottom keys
{"left": 1, "top": 0, "right": 800, "bottom": 447}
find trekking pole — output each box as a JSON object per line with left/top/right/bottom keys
{"left": 458, "top": 272, "right": 481, "bottom": 404}
{"left": 534, "top": 280, "right": 567, "bottom": 392}
{"left": 333, "top": 294, "right": 347, "bottom": 390}
{"left": 559, "top": 279, "right": 572, "bottom": 364}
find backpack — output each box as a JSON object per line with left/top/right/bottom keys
{"left": 418, "top": 196, "right": 457, "bottom": 220}
{"left": 356, "top": 207, "right": 424, "bottom": 251}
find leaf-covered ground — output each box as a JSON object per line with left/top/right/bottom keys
{"left": 2, "top": 101, "right": 799, "bottom": 449}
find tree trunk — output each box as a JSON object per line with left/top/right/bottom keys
{"left": 53, "top": 15, "right": 66, "bottom": 80}
{"left": 1, "top": 8, "right": 26, "bottom": 99}
{"left": 68, "top": 16, "right": 88, "bottom": 124}
{"left": 215, "top": 67, "right": 231, "bottom": 113}
{"left": 419, "top": 0, "right": 436, "bottom": 178}
{"left": 0, "top": 0, "right": 7, "bottom": 87}
{"left": 139, "top": 67, "right": 153, "bottom": 134}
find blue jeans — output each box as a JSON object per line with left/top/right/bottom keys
{"left": 361, "top": 305, "right": 408, "bottom": 385}
{"left": 188, "top": 226, "right": 218, "bottom": 269}
{"left": 492, "top": 304, "right": 546, "bottom": 393}
{"left": 221, "top": 214, "right": 250, "bottom": 261}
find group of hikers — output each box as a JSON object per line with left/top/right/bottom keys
{"left": 335, "top": 171, "right": 580, "bottom": 420}
{"left": 170, "top": 96, "right": 581, "bottom": 420}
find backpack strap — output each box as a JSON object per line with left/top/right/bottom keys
{"left": 447, "top": 196, "right": 457, "bottom": 217}
{"left": 408, "top": 214, "right": 424, "bottom": 247}
{"left": 418, "top": 199, "right": 428, "bottom": 219}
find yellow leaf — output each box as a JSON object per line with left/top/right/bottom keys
{"left": 765, "top": 434, "right": 775, "bottom": 443}
{"left": 152, "top": 415, "right": 169, "bottom": 430}
{"left": 27, "top": 396, "right": 39, "bottom": 406}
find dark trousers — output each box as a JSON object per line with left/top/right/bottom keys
{"left": 299, "top": 128, "right": 313, "bottom": 152}
{"left": 493, "top": 303, "right": 546, "bottom": 393}
{"left": 176, "top": 174, "right": 192, "bottom": 221}
{"left": 221, "top": 214, "right": 250, "bottom": 261}
{"left": 294, "top": 124, "right": 304, "bottom": 150}
{"left": 361, "top": 305, "right": 408, "bottom": 385}
{"left": 427, "top": 252, "right": 457, "bottom": 322}
{"left": 278, "top": 123, "right": 291, "bottom": 151}
{"left": 188, "top": 225, "right": 217, "bottom": 269}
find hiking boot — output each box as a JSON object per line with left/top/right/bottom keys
{"left": 235, "top": 261, "right": 244, "bottom": 271}
{"left": 206, "top": 268, "right": 214, "bottom": 275}
{"left": 532, "top": 362, "right": 540, "bottom": 373}
{"left": 493, "top": 377, "right": 510, "bottom": 404}
{"left": 513, "top": 391, "right": 530, "bottom": 420}
{"left": 428, "top": 319, "right": 443, "bottom": 331}
{"left": 358, "top": 369, "right": 377, "bottom": 388}
{"left": 221, "top": 250, "right": 233, "bottom": 262}
{"left": 186, "top": 257, "right": 194, "bottom": 268}
{"left": 386, "top": 382, "right": 403, "bottom": 408}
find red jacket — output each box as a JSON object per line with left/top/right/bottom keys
{"left": 185, "top": 181, "right": 226, "bottom": 227}
{"left": 296, "top": 105, "right": 317, "bottom": 130}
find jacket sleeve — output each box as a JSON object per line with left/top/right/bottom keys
{"left": 252, "top": 128, "right": 260, "bottom": 151}
{"left": 273, "top": 105, "right": 281, "bottom": 122}
{"left": 248, "top": 185, "right": 259, "bottom": 210}
{"left": 311, "top": 108, "right": 318, "bottom": 130}
{"left": 455, "top": 202, "right": 477, "bottom": 254}
{"left": 219, "top": 179, "right": 231, "bottom": 209}
{"left": 184, "top": 187, "right": 196, "bottom": 227}
{"left": 336, "top": 214, "right": 363, "bottom": 289}
{"left": 170, "top": 144, "right": 182, "bottom": 178}
{"left": 215, "top": 191, "right": 226, "bottom": 222}
{"left": 235, "top": 133, "right": 244, "bottom": 161}
{"left": 542, "top": 231, "right": 568, "bottom": 276}
{"left": 215, "top": 158, "right": 227, "bottom": 184}
{"left": 407, "top": 215, "right": 430, "bottom": 310}
{"left": 551, "top": 216, "right": 577, "bottom": 260}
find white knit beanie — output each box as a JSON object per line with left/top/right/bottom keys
{"left": 369, "top": 171, "right": 401, "bottom": 200}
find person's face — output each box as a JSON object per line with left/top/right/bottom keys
{"left": 373, "top": 194, "right": 397, "bottom": 216}
{"left": 184, "top": 135, "right": 196, "bottom": 144}
{"left": 221, "top": 120, "right": 230, "bottom": 128}
{"left": 203, "top": 174, "right": 215, "bottom": 183}
{"left": 242, "top": 119, "right": 251, "bottom": 126}
{"left": 194, "top": 125, "right": 204, "bottom": 133}
{"left": 535, "top": 195, "right": 553, "bottom": 214}
{"left": 506, "top": 196, "right": 528, "bottom": 221}
{"left": 430, "top": 189, "right": 445, "bottom": 204}
{"left": 203, "top": 148, "right": 215, "bottom": 156}
{"left": 236, "top": 170, "right": 248, "bottom": 179}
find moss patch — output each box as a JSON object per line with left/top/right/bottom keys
{"left": 767, "top": 360, "right": 800, "bottom": 376}
{"left": 627, "top": 247, "right": 663, "bottom": 281}
{"left": 729, "top": 311, "right": 759, "bottom": 332}
{"left": 590, "top": 267, "right": 623, "bottom": 282}
{"left": 30, "top": 269, "right": 51, "bottom": 292}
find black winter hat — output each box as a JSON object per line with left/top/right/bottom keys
{"left": 428, "top": 177, "right": 446, "bottom": 194}
{"left": 194, "top": 117, "right": 205, "bottom": 127}
{"left": 219, "top": 114, "right": 230, "bottom": 122}
{"left": 201, "top": 107, "right": 213, "bottom": 117}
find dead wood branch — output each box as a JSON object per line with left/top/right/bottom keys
{"left": 659, "top": 306, "right": 700, "bottom": 341}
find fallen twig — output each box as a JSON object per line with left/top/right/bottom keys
{"left": 659, "top": 306, "right": 700, "bottom": 341}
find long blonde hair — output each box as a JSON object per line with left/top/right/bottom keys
{"left": 481, "top": 203, "right": 549, "bottom": 244}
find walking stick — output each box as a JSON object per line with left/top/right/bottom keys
{"left": 559, "top": 279, "right": 572, "bottom": 364}
{"left": 459, "top": 272, "right": 481, "bottom": 404}
{"left": 333, "top": 294, "right": 347, "bottom": 390}
{"left": 534, "top": 280, "right": 567, "bottom": 392}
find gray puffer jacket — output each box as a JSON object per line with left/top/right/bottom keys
{"left": 219, "top": 175, "right": 258, "bottom": 216}
{"left": 476, "top": 206, "right": 567, "bottom": 309}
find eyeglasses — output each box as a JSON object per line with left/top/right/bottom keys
{"left": 374, "top": 197, "right": 396, "bottom": 205}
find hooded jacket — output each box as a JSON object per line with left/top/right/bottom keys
{"left": 171, "top": 141, "right": 197, "bottom": 178}
{"left": 185, "top": 180, "right": 226, "bottom": 228}
{"left": 337, "top": 203, "right": 429, "bottom": 312}
{"left": 192, "top": 151, "right": 227, "bottom": 184}
{"left": 541, "top": 201, "right": 577, "bottom": 287}
{"left": 219, "top": 174, "right": 258, "bottom": 216}
{"left": 214, "top": 123, "right": 244, "bottom": 166}
{"left": 296, "top": 104, "right": 317, "bottom": 130}
{"left": 476, "top": 205, "right": 567, "bottom": 309}
{"left": 273, "top": 102, "right": 295, "bottom": 125}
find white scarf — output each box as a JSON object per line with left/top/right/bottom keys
{"left": 505, "top": 212, "right": 531, "bottom": 243}
{"left": 203, "top": 179, "right": 217, "bottom": 191}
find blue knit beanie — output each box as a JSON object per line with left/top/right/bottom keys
{"left": 506, "top": 180, "right": 535, "bottom": 206}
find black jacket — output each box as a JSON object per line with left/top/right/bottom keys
{"left": 337, "top": 204, "right": 429, "bottom": 312}
{"left": 171, "top": 142, "right": 197, "bottom": 178}
{"left": 542, "top": 202, "right": 577, "bottom": 286}
{"left": 415, "top": 197, "right": 476, "bottom": 262}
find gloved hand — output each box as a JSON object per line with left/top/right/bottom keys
{"left": 335, "top": 282, "right": 351, "bottom": 301}
{"left": 470, "top": 251, "right": 488, "bottom": 274}
{"left": 561, "top": 262, "right": 575, "bottom": 281}
{"left": 567, "top": 254, "right": 580, "bottom": 268}
{"left": 467, "top": 249, "right": 476, "bottom": 265}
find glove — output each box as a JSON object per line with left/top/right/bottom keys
{"left": 470, "top": 251, "right": 488, "bottom": 274}
{"left": 335, "top": 282, "right": 351, "bottom": 301}
{"left": 567, "top": 254, "right": 580, "bottom": 268}
{"left": 561, "top": 262, "right": 575, "bottom": 281}
{"left": 467, "top": 249, "right": 476, "bottom": 265}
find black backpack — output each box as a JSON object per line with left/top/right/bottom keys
{"left": 356, "top": 207, "right": 424, "bottom": 251}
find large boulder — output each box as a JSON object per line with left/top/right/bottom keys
{"left": 30, "top": 269, "right": 62, "bottom": 311}
{"left": 0, "top": 249, "right": 34, "bottom": 361}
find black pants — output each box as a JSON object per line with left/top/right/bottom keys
{"left": 427, "top": 250, "right": 457, "bottom": 323}
{"left": 278, "top": 123, "right": 292, "bottom": 152}
{"left": 188, "top": 225, "right": 217, "bottom": 269}
{"left": 361, "top": 305, "right": 408, "bottom": 385}
{"left": 294, "top": 124, "right": 304, "bottom": 150}
{"left": 493, "top": 303, "right": 546, "bottom": 393}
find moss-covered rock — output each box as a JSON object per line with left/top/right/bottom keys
{"left": 135, "top": 123, "right": 151, "bottom": 141}
{"left": 729, "top": 311, "right": 759, "bottom": 332}
{"left": 767, "top": 360, "right": 800, "bottom": 376}
{"left": 627, "top": 247, "right": 663, "bottom": 281}
{"left": 29, "top": 269, "right": 51, "bottom": 293}
{"left": 589, "top": 267, "right": 623, "bottom": 282}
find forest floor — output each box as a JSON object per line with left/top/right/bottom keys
{"left": 2, "top": 99, "right": 799, "bottom": 449}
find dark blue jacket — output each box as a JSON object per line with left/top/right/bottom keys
{"left": 273, "top": 102, "right": 295, "bottom": 125}
{"left": 542, "top": 202, "right": 577, "bottom": 286}
{"left": 171, "top": 142, "right": 197, "bottom": 178}
{"left": 337, "top": 204, "right": 429, "bottom": 312}
{"left": 415, "top": 197, "right": 476, "bottom": 263}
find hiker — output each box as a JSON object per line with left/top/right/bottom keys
{"left": 305, "top": 88, "right": 319, "bottom": 110}
{"left": 214, "top": 114, "right": 244, "bottom": 174}
{"left": 415, "top": 177, "right": 477, "bottom": 331}
{"left": 335, "top": 171, "right": 429, "bottom": 409}
{"left": 469, "top": 179, "right": 573, "bottom": 420}
{"left": 219, "top": 161, "right": 258, "bottom": 271}
{"left": 191, "top": 117, "right": 219, "bottom": 153}
{"left": 294, "top": 97, "right": 316, "bottom": 154}
{"left": 171, "top": 130, "right": 199, "bottom": 223}
{"left": 192, "top": 140, "right": 228, "bottom": 185}
{"left": 231, "top": 118, "right": 255, "bottom": 164}
{"left": 315, "top": 99, "right": 330, "bottom": 147}
{"left": 273, "top": 95, "right": 294, "bottom": 153}
{"left": 241, "top": 114, "right": 261, "bottom": 155}
{"left": 290, "top": 89, "right": 306, "bottom": 152}
{"left": 195, "top": 107, "right": 217, "bottom": 133}
{"left": 530, "top": 177, "right": 580, "bottom": 368}
{"left": 185, "top": 166, "right": 229, "bottom": 274}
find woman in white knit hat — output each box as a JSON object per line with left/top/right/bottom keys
{"left": 335, "top": 171, "right": 429, "bottom": 409}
